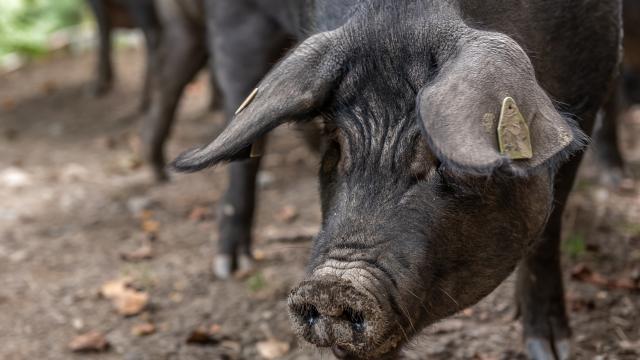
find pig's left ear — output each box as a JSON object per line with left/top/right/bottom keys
{"left": 172, "top": 30, "right": 346, "bottom": 172}
{"left": 417, "top": 31, "right": 587, "bottom": 175}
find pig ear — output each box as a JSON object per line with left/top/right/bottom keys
{"left": 417, "top": 32, "right": 586, "bottom": 175}
{"left": 172, "top": 31, "right": 345, "bottom": 172}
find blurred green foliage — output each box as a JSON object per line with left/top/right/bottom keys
{"left": 563, "top": 232, "right": 586, "bottom": 260}
{"left": 246, "top": 272, "right": 267, "bottom": 292}
{"left": 0, "top": 0, "right": 86, "bottom": 57}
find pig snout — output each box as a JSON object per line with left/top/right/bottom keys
{"left": 288, "top": 271, "right": 402, "bottom": 359}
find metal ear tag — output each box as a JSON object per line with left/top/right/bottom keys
{"left": 235, "top": 88, "right": 259, "bottom": 115}
{"left": 497, "top": 97, "right": 533, "bottom": 160}
{"left": 250, "top": 137, "right": 265, "bottom": 158}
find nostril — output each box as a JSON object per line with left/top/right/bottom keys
{"left": 299, "top": 304, "right": 320, "bottom": 326}
{"left": 343, "top": 307, "right": 366, "bottom": 333}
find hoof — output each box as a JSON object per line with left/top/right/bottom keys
{"left": 213, "top": 254, "right": 233, "bottom": 280}
{"left": 525, "top": 337, "right": 571, "bottom": 360}
{"left": 212, "top": 253, "right": 255, "bottom": 280}
{"left": 238, "top": 254, "right": 254, "bottom": 272}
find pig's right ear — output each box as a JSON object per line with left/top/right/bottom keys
{"left": 417, "top": 31, "right": 586, "bottom": 176}
{"left": 172, "top": 31, "right": 345, "bottom": 172}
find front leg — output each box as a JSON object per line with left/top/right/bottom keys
{"left": 206, "top": 0, "right": 290, "bottom": 279}
{"left": 517, "top": 152, "right": 584, "bottom": 360}
{"left": 126, "top": 0, "right": 161, "bottom": 113}
{"left": 140, "top": 0, "right": 207, "bottom": 182}
{"left": 87, "top": 0, "right": 113, "bottom": 96}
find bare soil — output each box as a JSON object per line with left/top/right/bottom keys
{"left": 0, "top": 48, "right": 639, "bottom": 360}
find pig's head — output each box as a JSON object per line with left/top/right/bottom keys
{"left": 172, "top": 16, "right": 585, "bottom": 360}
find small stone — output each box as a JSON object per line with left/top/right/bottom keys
{"left": 0, "top": 167, "right": 32, "bottom": 188}
{"left": 256, "top": 339, "right": 290, "bottom": 359}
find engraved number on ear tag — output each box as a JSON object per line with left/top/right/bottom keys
{"left": 497, "top": 97, "right": 533, "bottom": 160}
{"left": 235, "top": 88, "right": 259, "bottom": 115}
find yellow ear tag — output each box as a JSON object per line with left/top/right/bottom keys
{"left": 497, "top": 97, "right": 533, "bottom": 160}
{"left": 235, "top": 88, "right": 258, "bottom": 115}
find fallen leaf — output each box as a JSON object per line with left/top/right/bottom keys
{"left": 570, "top": 264, "right": 640, "bottom": 291}
{"left": 131, "top": 322, "right": 156, "bottom": 337}
{"left": 567, "top": 293, "right": 596, "bottom": 312}
{"left": 100, "top": 278, "right": 132, "bottom": 299}
{"left": 275, "top": 205, "right": 298, "bottom": 223}
{"left": 68, "top": 331, "right": 109, "bottom": 352}
{"left": 100, "top": 278, "right": 149, "bottom": 316}
{"left": 114, "top": 290, "right": 149, "bottom": 316}
{"left": 186, "top": 326, "right": 220, "bottom": 345}
{"left": 189, "top": 206, "right": 212, "bottom": 222}
{"left": 142, "top": 219, "right": 160, "bottom": 235}
{"left": 120, "top": 243, "right": 153, "bottom": 262}
{"left": 256, "top": 339, "right": 290, "bottom": 359}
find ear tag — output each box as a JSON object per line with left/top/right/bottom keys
{"left": 497, "top": 97, "right": 533, "bottom": 160}
{"left": 235, "top": 88, "right": 259, "bottom": 115}
{"left": 250, "top": 137, "right": 265, "bottom": 158}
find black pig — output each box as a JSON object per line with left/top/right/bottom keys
{"left": 86, "top": 0, "right": 160, "bottom": 110}
{"left": 173, "top": 1, "right": 621, "bottom": 359}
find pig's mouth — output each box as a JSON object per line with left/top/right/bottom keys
{"left": 287, "top": 264, "right": 407, "bottom": 359}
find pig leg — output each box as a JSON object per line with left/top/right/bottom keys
{"left": 207, "top": 0, "right": 290, "bottom": 279}
{"left": 208, "top": 72, "right": 224, "bottom": 112}
{"left": 140, "top": 16, "right": 207, "bottom": 182}
{"left": 126, "top": 0, "right": 161, "bottom": 113}
{"left": 517, "top": 135, "right": 593, "bottom": 360}
{"left": 593, "top": 81, "right": 625, "bottom": 186}
{"left": 203, "top": 11, "right": 223, "bottom": 112}
{"left": 87, "top": 0, "right": 113, "bottom": 96}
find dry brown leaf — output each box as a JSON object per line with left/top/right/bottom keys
{"left": 186, "top": 326, "right": 220, "bottom": 345}
{"left": 142, "top": 219, "right": 160, "bottom": 235}
{"left": 140, "top": 210, "right": 155, "bottom": 221}
{"left": 100, "top": 278, "right": 149, "bottom": 316}
{"left": 114, "top": 290, "right": 149, "bottom": 316}
{"left": 256, "top": 339, "right": 290, "bottom": 359}
{"left": 120, "top": 243, "right": 153, "bottom": 262}
{"left": 68, "top": 331, "right": 109, "bottom": 352}
{"left": 100, "top": 278, "right": 132, "bottom": 299}
{"left": 571, "top": 264, "right": 640, "bottom": 291}
{"left": 131, "top": 322, "right": 156, "bottom": 337}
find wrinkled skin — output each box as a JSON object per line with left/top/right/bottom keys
{"left": 174, "top": 0, "right": 621, "bottom": 359}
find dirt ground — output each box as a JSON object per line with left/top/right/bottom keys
{"left": 0, "top": 48, "right": 639, "bottom": 360}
